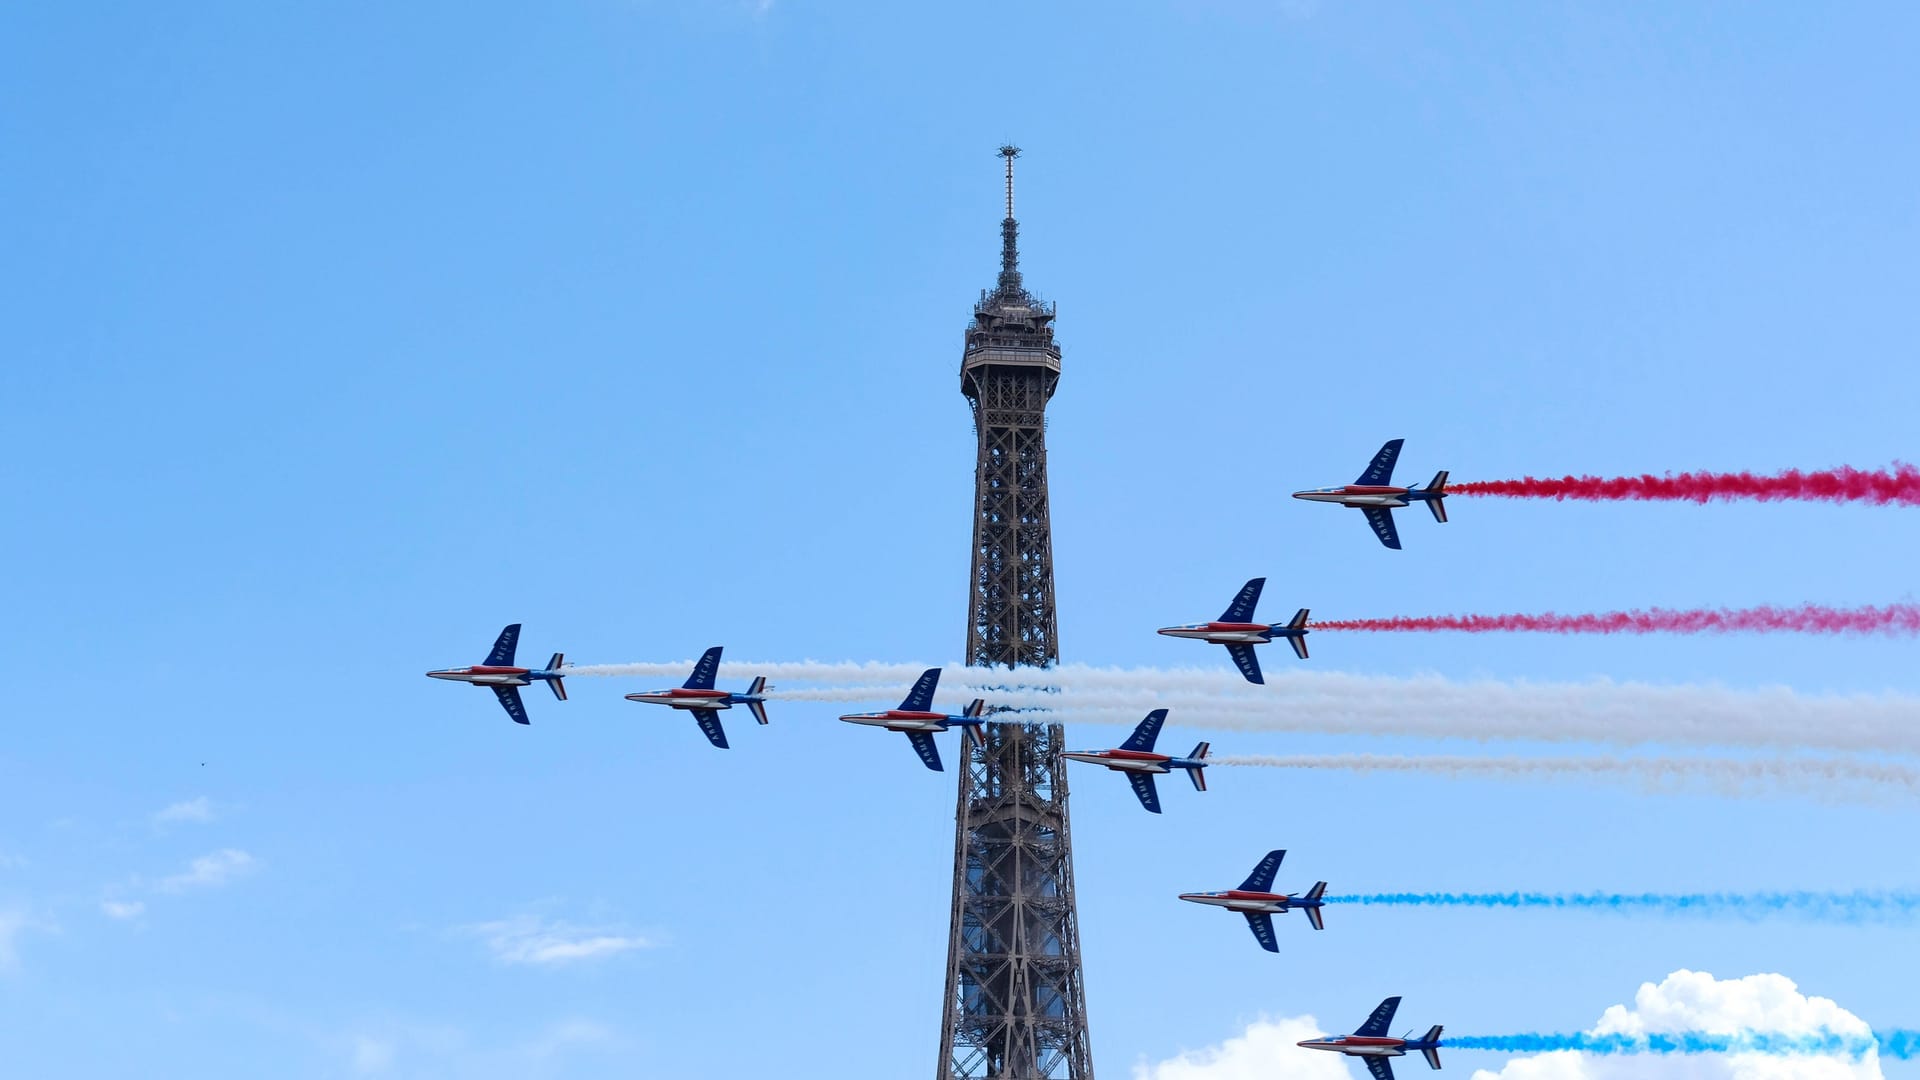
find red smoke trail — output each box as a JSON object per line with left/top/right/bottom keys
{"left": 1452, "top": 464, "right": 1920, "bottom": 506}
{"left": 1315, "top": 604, "right": 1920, "bottom": 635}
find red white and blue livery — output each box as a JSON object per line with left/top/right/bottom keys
{"left": 1157, "top": 577, "right": 1309, "bottom": 684}
{"left": 1298, "top": 996, "right": 1445, "bottom": 1080}
{"left": 1293, "top": 438, "right": 1450, "bottom": 550}
{"left": 839, "top": 668, "right": 986, "bottom": 772}
{"left": 1061, "top": 709, "right": 1210, "bottom": 814}
{"left": 425, "top": 623, "right": 567, "bottom": 725}
{"left": 623, "top": 646, "right": 770, "bottom": 750}
{"left": 1177, "top": 848, "right": 1328, "bottom": 952}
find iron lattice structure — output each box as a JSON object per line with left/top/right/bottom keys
{"left": 938, "top": 147, "right": 1094, "bottom": 1080}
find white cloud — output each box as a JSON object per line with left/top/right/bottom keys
{"left": 351, "top": 1035, "right": 395, "bottom": 1073}
{"left": 154, "top": 848, "right": 257, "bottom": 894}
{"left": 459, "top": 915, "right": 652, "bottom": 967}
{"left": 1471, "top": 971, "right": 1883, "bottom": 1080}
{"left": 101, "top": 899, "right": 146, "bottom": 920}
{"left": 1132, "top": 972, "right": 1883, "bottom": 1080}
{"left": 153, "top": 797, "right": 216, "bottom": 826}
{"left": 0, "top": 909, "right": 51, "bottom": 971}
{"left": 1133, "top": 1015, "right": 1353, "bottom": 1080}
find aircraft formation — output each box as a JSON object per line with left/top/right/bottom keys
{"left": 423, "top": 437, "right": 1750, "bottom": 1075}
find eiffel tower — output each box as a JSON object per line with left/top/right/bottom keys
{"left": 935, "top": 147, "right": 1094, "bottom": 1080}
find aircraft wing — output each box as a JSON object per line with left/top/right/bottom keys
{"left": 1126, "top": 771, "right": 1162, "bottom": 814}
{"left": 1357, "top": 996, "right": 1403, "bottom": 1038}
{"left": 1239, "top": 849, "right": 1285, "bottom": 892}
{"left": 691, "top": 708, "right": 729, "bottom": 749}
{"left": 1357, "top": 439, "right": 1404, "bottom": 485}
{"left": 1219, "top": 577, "right": 1266, "bottom": 622}
{"left": 1119, "top": 709, "right": 1166, "bottom": 753}
{"left": 1363, "top": 1056, "right": 1397, "bottom": 1080}
{"left": 1224, "top": 643, "right": 1265, "bottom": 685}
{"left": 905, "top": 730, "right": 943, "bottom": 771}
{"left": 1243, "top": 912, "right": 1278, "bottom": 953}
{"left": 1362, "top": 507, "right": 1403, "bottom": 550}
{"left": 486, "top": 624, "right": 521, "bottom": 667}
{"left": 684, "top": 646, "right": 723, "bottom": 691}
{"left": 491, "top": 685, "right": 530, "bottom": 725}
{"left": 901, "top": 668, "right": 942, "bottom": 713}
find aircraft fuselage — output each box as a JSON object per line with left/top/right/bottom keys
{"left": 427, "top": 665, "right": 532, "bottom": 687}
{"left": 1299, "top": 1037, "right": 1408, "bottom": 1057}
{"left": 840, "top": 709, "right": 961, "bottom": 733}
{"left": 1063, "top": 748, "right": 1186, "bottom": 773}
{"left": 625, "top": 687, "right": 734, "bottom": 710}
{"left": 1178, "top": 888, "right": 1314, "bottom": 915}
{"left": 1293, "top": 484, "right": 1414, "bottom": 509}
{"left": 1156, "top": 622, "right": 1277, "bottom": 645}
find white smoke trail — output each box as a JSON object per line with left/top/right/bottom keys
{"left": 1215, "top": 754, "right": 1920, "bottom": 803}
{"left": 570, "top": 659, "right": 1920, "bottom": 754}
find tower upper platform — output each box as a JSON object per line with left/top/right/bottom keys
{"left": 962, "top": 147, "right": 1062, "bottom": 388}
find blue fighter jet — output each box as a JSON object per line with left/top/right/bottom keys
{"left": 1062, "top": 710, "right": 1210, "bottom": 813}
{"left": 1177, "top": 849, "right": 1328, "bottom": 952}
{"left": 425, "top": 623, "right": 567, "bottom": 725}
{"left": 1157, "top": 577, "right": 1309, "bottom": 684}
{"left": 838, "top": 668, "right": 987, "bottom": 771}
{"left": 1298, "top": 996, "right": 1444, "bottom": 1080}
{"left": 624, "top": 646, "right": 771, "bottom": 749}
{"left": 1292, "top": 438, "right": 1450, "bottom": 549}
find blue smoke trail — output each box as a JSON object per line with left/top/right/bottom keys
{"left": 1444, "top": 1029, "right": 1918, "bottom": 1059}
{"left": 1323, "top": 890, "right": 1920, "bottom": 923}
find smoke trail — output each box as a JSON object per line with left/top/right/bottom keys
{"left": 1322, "top": 890, "right": 1920, "bottom": 923}
{"left": 1314, "top": 603, "right": 1920, "bottom": 636}
{"left": 1445, "top": 1029, "right": 1917, "bottom": 1059}
{"left": 1213, "top": 753, "right": 1920, "bottom": 803}
{"left": 574, "top": 660, "right": 1920, "bottom": 754}
{"left": 1453, "top": 462, "right": 1920, "bottom": 506}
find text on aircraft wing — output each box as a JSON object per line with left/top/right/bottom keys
{"left": 1357, "top": 439, "right": 1404, "bottom": 486}
{"left": 1225, "top": 643, "right": 1265, "bottom": 685}
{"left": 1363, "top": 507, "right": 1403, "bottom": 550}
{"left": 691, "top": 708, "right": 729, "bottom": 749}
{"left": 901, "top": 668, "right": 942, "bottom": 713}
{"left": 1219, "top": 577, "right": 1266, "bottom": 622}
{"left": 486, "top": 624, "right": 522, "bottom": 667}
{"left": 491, "top": 685, "right": 530, "bottom": 725}
{"left": 1119, "top": 709, "right": 1167, "bottom": 753}
{"left": 1357, "top": 996, "right": 1402, "bottom": 1038}
{"left": 684, "top": 646, "right": 723, "bottom": 691}
{"left": 1364, "top": 1055, "right": 1397, "bottom": 1080}
{"left": 1126, "top": 771, "right": 1162, "bottom": 814}
{"left": 906, "top": 730, "right": 943, "bottom": 771}
{"left": 1243, "top": 912, "right": 1278, "bottom": 952}
{"left": 1239, "top": 849, "right": 1285, "bottom": 892}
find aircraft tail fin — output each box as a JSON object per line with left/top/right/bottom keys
{"left": 1286, "top": 609, "right": 1311, "bottom": 660}
{"left": 1426, "top": 471, "right": 1450, "bottom": 523}
{"left": 546, "top": 654, "right": 568, "bottom": 701}
{"left": 965, "top": 699, "right": 986, "bottom": 718}
{"left": 1185, "top": 743, "right": 1210, "bottom": 792}
{"left": 1305, "top": 880, "right": 1327, "bottom": 901}
{"left": 1420, "top": 1028, "right": 1444, "bottom": 1070}
{"left": 1305, "top": 903, "right": 1325, "bottom": 931}
{"left": 744, "top": 677, "right": 770, "bottom": 725}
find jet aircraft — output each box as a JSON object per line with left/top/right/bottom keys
{"left": 1292, "top": 438, "right": 1449, "bottom": 550}
{"left": 623, "top": 646, "right": 770, "bottom": 749}
{"left": 425, "top": 623, "right": 567, "bottom": 725}
{"left": 838, "top": 668, "right": 986, "bottom": 771}
{"left": 1061, "top": 709, "right": 1209, "bottom": 813}
{"left": 1298, "top": 996, "right": 1444, "bottom": 1080}
{"left": 1177, "top": 848, "right": 1327, "bottom": 952}
{"left": 1157, "top": 577, "right": 1309, "bottom": 684}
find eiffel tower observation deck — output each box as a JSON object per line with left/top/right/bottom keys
{"left": 936, "top": 147, "right": 1094, "bottom": 1080}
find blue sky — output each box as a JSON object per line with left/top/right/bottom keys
{"left": 3, "top": 3, "right": 1917, "bottom": 1077}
